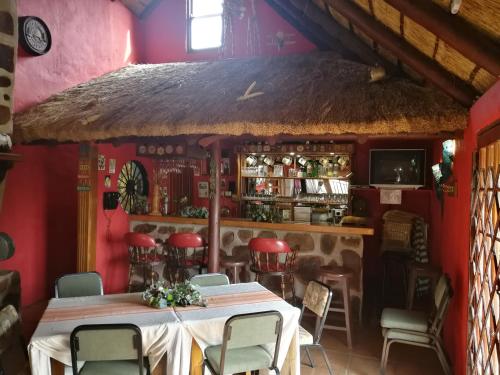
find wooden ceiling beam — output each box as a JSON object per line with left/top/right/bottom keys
{"left": 328, "top": 0, "right": 478, "bottom": 106}
{"left": 384, "top": 0, "right": 500, "bottom": 76}
{"left": 266, "top": 0, "right": 394, "bottom": 72}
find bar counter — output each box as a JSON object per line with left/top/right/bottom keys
{"left": 129, "top": 214, "right": 373, "bottom": 301}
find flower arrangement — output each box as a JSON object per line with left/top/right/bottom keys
{"left": 143, "top": 281, "right": 203, "bottom": 309}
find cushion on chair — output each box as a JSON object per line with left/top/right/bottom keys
{"left": 380, "top": 308, "right": 428, "bottom": 332}
{"left": 205, "top": 344, "right": 273, "bottom": 374}
{"left": 79, "top": 360, "right": 145, "bottom": 375}
{"left": 382, "top": 328, "right": 431, "bottom": 344}
{"left": 299, "top": 325, "right": 314, "bottom": 345}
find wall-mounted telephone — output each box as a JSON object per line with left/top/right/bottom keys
{"left": 103, "top": 192, "right": 120, "bottom": 210}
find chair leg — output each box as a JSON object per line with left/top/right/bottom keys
{"left": 304, "top": 346, "right": 314, "bottom": 367}
{"left": 290, "top": 275, "right": 297, "bottom": 305}
{"left": 319, "top": 346, "right": 334, "bottom": 375}
{"left": 280, "top": 275, "right": 286, "bottom": 300}
{"left": 272, "top": 367, "right": 280, "bottom": 375}
{"left": 435, "top": 340, "right": 452, "bottom": 375}
{"left": 380, "top": 335, "right": 388, "bottom": 374}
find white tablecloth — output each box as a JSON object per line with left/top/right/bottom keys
{"left": 29, "top": 293, "right": 185, "bottom": 375}
{"left": 175, "top": 282, "right": 301, "bottom": 375}
{"left": 29, "top": 283, "right": 300, "bottom": 375}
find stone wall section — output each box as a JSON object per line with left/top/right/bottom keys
{"left": 131, "top": 220, "right": 364, "bottom": 305}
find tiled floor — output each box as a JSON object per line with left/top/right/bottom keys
{"left": 300, "top": 318, "right": 446, "bottom": 375}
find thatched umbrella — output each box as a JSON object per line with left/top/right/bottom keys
{"left": 14, "top": 52, "right": 467, "bottom": 143}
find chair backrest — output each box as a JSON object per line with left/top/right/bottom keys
{"left": 300, "top": 280, "right": 333, "bottom": 344}
{"left": 168, "top": 233, "right": 204, "bottom": 248}
{"left": 70, "top": 324, "right": 143, "bottom": 375}
{"left": 0, "top": 305, "right": 29, "bottom": 375}
{"left": 124, "top": 232, "right": 156, "bottom": 248}
{"left": 248, "top": 238, "right": 296, "bottom": 274}
{"left": 429, "top": 274, "right": 453, "bottom": 336}
{"left": 219, "top": 311, "right": 283, "bottom": 373}
{"left": 190, "top": 273, "right": 230, "bottom": 287}
{"left": 55, "top": 272, "right": 103, "bottom": 298}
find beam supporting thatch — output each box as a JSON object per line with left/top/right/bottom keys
{"left": 384, "top": 0, "right": 500, "bottom": 76}
{"left": 266, "top": 0, "right": 394, "bottom": 72}
{"left": 13, "top": 53, "right": 468, "bottom": 144}
{"left": 327, "top": 0, "right": 478, "bottom": 106}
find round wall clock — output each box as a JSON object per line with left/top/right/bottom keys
{"left": 118, "top": 160, "right": 149, "bottom": 213}
{"left": 19, "top": 16, "right": 52, "bottom": 56}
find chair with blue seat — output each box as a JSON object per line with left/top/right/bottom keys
{"left": 55, "top": 272, "right": 103, "bottom": 298}
{"left": 204, "top": 310, "right": 283, "bottom": 375}
{"left": 379, "top": 274, "right": 453, "bottom": 375}
{"left": 190, "top": 273, "right": 230, "bottom": 287}
{"left": 70, "top": 323, "right": 148, "bottom": 375}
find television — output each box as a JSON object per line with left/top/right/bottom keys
{"left": 369, "top": 149, "right": 426, "bottom": 189}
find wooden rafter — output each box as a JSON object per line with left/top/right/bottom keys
{"left": 327, "top": 0, "right": 478, "bottom": 106}
{"left": 266, "top": 0, "right": 393, "bottom": 71}
{"left": 384, "top": 0, "right": 500, "bottom": 76}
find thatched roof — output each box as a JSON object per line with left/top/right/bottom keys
{"left": 14, "top": 52, "right": 467, "bottom": 143}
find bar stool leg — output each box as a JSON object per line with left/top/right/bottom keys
{"left": 127, "top": 264, "right": 135, "bottom": 292}
{"left": 290, "top": 275, "right": 297, "bottom": 305}
{"left": 233, "top": 266, "right": 240, "bottom": 283}
{"left": 280, "top": 275, "right": 286, "bottom": 300}
{"left": 343, "top": 278, "right": 353, "bottom": 349}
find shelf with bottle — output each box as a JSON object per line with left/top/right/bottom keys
{"left": 241, "top": 194, "right": 349, "bottom": 205}
{"left": 240, "top": 174, "right": 352, "bottom": 180}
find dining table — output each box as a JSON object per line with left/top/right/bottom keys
{"left": 28, "top": 282, "right": 301, "bottom": 375}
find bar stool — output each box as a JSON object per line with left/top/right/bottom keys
{"left": 319, "top": 265, "right": 354, "bottom": 349}
{"left": 220, "top": 255, "right": 248, "bottom": 283}
{"left": 248, "top": 238, "right": 297, "bottom": 303}
{"left": 124, "top": 232, "right": 162, "bottom": 292}
{"left": 166, "top": 233, "right": 208, "bottom": 283}
{"left": 406, "top": 262, "right": 441, "bottom": 310}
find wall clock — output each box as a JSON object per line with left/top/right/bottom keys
{"left": 118, "top": 160, "right": 148, "bottom": 213}
{"left": 18, "top": 16, "right": 51, "bottom": 56}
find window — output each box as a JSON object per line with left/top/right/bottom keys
{"left": 188, "top": 0, "right": 223, "bottom": 51}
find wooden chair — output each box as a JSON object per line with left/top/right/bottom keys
{"left": 55, "top": 272, "right": 103, "bottom": 298}
{"left": 125, "top": 232, "right": 163, "bottom": 292}
{"left": 166, "top": 233, "right": 208, "bottom": 283}
{"left": 248, "top": 238, "right": 297, "bottom": 303}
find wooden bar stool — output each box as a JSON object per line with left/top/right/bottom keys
{"left": 220, "top": 255, "right": 248, "bottom": 283}
{"left": 406, "top": 262, "right": 441, "bottom": 310}
{"left": 319, "top": 265, "right": 354, "bottom": 349}
{"left": 166, "top": 233, "right": 208, "bottom": 283}
{"left": 124, "top": 232, "right": 162, "bottom": 292}
{"left": 248, "top": 238, "right": 297, "bottom": 303}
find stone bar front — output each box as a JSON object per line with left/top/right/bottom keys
{"left": 130, "top": 215, "right": 373, "bottom": 306}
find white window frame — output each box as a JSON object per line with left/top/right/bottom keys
{"left": 187, "top": 0, "right": 223, "bottom": 52}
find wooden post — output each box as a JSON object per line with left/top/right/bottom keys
{"left": 208, "top": 140, "right": 221, "bottom": 273}
{"left": 76, "top": 143, "right": 98, "bottom": 272}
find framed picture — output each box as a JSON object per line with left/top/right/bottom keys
{"left": 97, "top": 154, "right": 106, "bottom": 171}
{"left": 198, "top": 181, "right": 209, "bottom": 198}
{"left": 380, "top": 189, "right": 402, "bottom": 205}
{"left": 221, "top": 158, "right": 231, "bottom": 175}
{"left": 273, "top": 164, "right": 284, "bottom": 177}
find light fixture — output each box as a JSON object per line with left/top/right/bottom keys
{"left": 450, "top": 0, "right": 462, "bottom": 14}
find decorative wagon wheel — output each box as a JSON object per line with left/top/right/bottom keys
{"left": 118, "top": 160, "right": 149, "bottom": 213}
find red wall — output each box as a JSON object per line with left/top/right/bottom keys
{"left": 0, "top": 0, "right": 139, "bottom": 307}
{"left": 137, "top": 0, "right": 316, "bottom": 63}
{"left": 432, "top": 81, "right": 500, "bottom": 374}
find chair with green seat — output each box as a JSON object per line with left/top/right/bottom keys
{"left": 70, "top": 324, "right": 148, "bottom": 375}
{"left": 204, "top": 310, "right": 283, "bottom": 375}
{"left": 299, "top": 280, "right": 333, "bottom": 375}
{"left": 379, "top": 274, "right": 453, "bottom": 375}
{"left": 55, "top": 272, "right": 103, "bottom": 298}
{"left": 190, "top": 273, "right": 230, "bottom": 287}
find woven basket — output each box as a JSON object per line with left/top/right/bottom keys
{"left": 382, "top": 221, "right": 413, "bottom": 250}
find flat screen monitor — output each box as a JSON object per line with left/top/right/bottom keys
{"left": 369, "top": 149, "right": 426, "bottom": 189}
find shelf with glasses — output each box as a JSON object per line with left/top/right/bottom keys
{"left": 241, "top": 195, "right": 349, "bottom": 205}
{"left": 240, "top": 175, "right": 351, "bottom": 180}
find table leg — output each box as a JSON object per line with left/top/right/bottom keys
{"left": 50, "top": 359, "right": 65, "bottom": 375}
{"left": 190, "top": 338, "right": 204, "bottom": 375}
{"left": 280, "top": 330, "right": 298, "bottom": 375}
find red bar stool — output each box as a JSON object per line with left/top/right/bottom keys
{"left": 248, "top": 238, "right": 297, "bottom": 303}
{"left": 124, "top": 232, "right": 162, "bottom": 292}
{"left": 319, "top": 265, "right": 354, "bottom": 349}
{"left": 166, "top": 233, "right": 208, "bottom": 283}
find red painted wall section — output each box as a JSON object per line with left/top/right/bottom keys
{"left": 14, "top": 0, "right": 138, "bottom": 111}
{"left": 95, "top": 144, "right": 154, "bottom": 294}
{"left": 0, "top": 0, "right": 139, "bottom": 307}
{"left": 431, "top": 81, "right": 500, "bottom": 375}
{"left": 138, "top": 0, "right": 316, "bottom": 63}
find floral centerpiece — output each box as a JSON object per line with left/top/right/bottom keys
{"left": 143, "top": 280, "right": 203, "bottom": 309}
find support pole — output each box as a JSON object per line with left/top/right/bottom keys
{"left": 208, "top": 140, "right": 221, "bottom": 273}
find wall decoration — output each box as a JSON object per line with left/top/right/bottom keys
{"left": 108, "top": 159, "right": 116, "bottom": 174}
{"left": 104, "top": 175, "right": 111, "bottom": 188}
{"left": 137, "top": 141, "right": 186, "bottom": 158}
{"left": 0, "top": 0, "right": 17, "bottom": 135}
{"left": 221, "top": 158, "right": 231, "bottom": 175}
{"left": 18, "top": 16, "right": 51, "bottom": 56}
{"left": 198, "top": 181, "right": 209, "bottom": 198}
{"left": 97, "top": 154, "right": 105, "bottom": 171}
{"left": 380, "top": 189, "right": 402, "bottom": 205}
{"left": 118, "top": 160, "right": 149, "bottom": 213}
